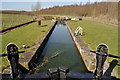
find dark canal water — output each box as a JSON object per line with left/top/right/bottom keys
{"left": 34, "top": 24, "right": 88, "bottom": 73}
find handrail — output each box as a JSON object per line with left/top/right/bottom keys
{"left": 90, "top": 50, "right": 120, "bottom": 59}
{"left": 0, "top": 51, "right": 25, "bottom": 57}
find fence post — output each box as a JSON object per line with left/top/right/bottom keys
{"left": 38, "top": 20, "right": 41, "bottom": 26}
{"left": 6, "top": 43, "right": 19, "bottom": 79}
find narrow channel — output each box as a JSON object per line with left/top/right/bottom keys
{"left": 34, "top": 23, "right": 88, "bottom": 73}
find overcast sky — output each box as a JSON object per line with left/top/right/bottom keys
{"left": 1, "top": 0, "right": 119, "bottom": 11}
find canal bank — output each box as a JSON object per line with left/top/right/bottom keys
{"left": 65, "top": 21, "right": 95, "bottom": 72}
{"left": 65, "top": 21, "right": 119, "bottom": 78}
{"left": 28, "top": 21, "right": 58, "bottom": 70}
{"left": 2, "top": 21, "right": 57, "bottom": 73}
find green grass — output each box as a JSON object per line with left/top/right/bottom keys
{"left": 68, "top": 20, "right": 118, "bottom": 56}
{"left": 68, "top": 20, "right": 119, "bottom": 75}
{"left": 1, "top": 20, "right": 53, "bottom": 72}
{"left": 1, "top": 14, "right": 33, "bottom": 30}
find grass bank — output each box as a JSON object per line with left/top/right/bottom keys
{"left": 68, "top": 20, "right": 118, "bottom": 56}
{"left": 1, "top": 20, "right": 53, "bottom": 72}
{"left": 67, "top": 19, "right": 119, "bottom": 75}
{"left": 1, "top": 14, "right": 33, "bottom": 30}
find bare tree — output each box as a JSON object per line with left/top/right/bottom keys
{"left": 32, "top": 2, "right": 41, "bottom": 11}
{"left": 31, "top": 5, "right": 35, "bottom": 11}
{"left": 35, "top": 2, "right": 41, "bottom": 11}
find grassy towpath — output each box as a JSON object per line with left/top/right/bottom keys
{"left": 1, "top": 20, "right": 53, "bottom": 72}
{"left": 67, "top": 19, "right": 119, "bottom": 75}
